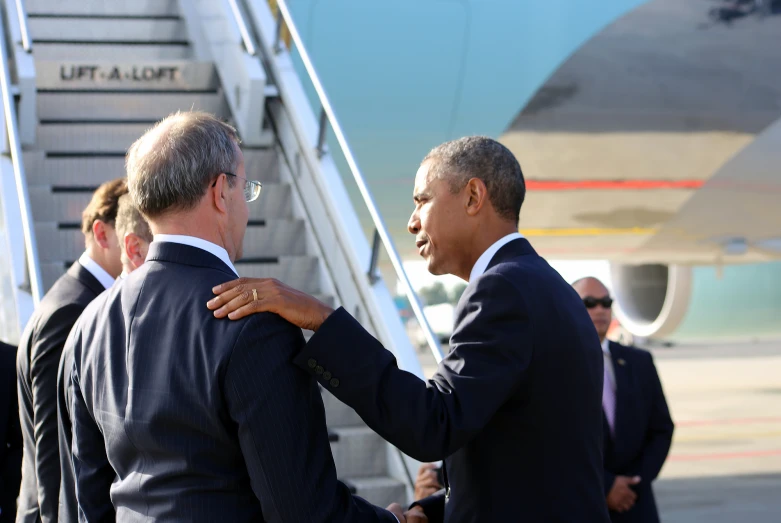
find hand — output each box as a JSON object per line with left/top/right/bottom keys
{"left": 405, "top": 506, "right": 428, "bottom": 522}
{"left": 606, "top": 475, "right": 641, "bottom": 513}
{"left": 414, "top": 463, "right": 443, "bottom": 501}
{"left": 386, "top": 503, "right": 406, "bottom": 522}
{"left": 207, "top": 278, "right": 334, "bottom": 331}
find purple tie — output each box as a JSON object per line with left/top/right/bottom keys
{"left": 602, "top": 354, "right": 616, "bottom": 436}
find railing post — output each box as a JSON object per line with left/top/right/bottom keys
{"left": 368, "top": 229, "right": 381, "bottom": 285}
{"left": 274, "top": 9, "right": 284, "bottom": 53}
{"left": 14, "top": 0, "right": 33, "bottom": 53}
{"left": 316, "top": 107, "right": 328, "bottom": 158}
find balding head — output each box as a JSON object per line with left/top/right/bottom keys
{"left": 572, "top": 276, "right": 613, "bottom": 341}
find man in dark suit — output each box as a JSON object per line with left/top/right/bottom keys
{"left": 0, "top": 341, "right": 22, "bottom": 522}
{"left": 209, "top": 136, "right": 610, "bottom": 523}
{"left": 68, "top": 111, "right": 411, "bottom": 522}
{"left": 573, "top": 277, "right": 674, "bottom": 523}
{"left": 16, "top": 178, "right": 126, "bottom": 523}
{"left": 57, "top": 194, "right": 153, "bottom": 522}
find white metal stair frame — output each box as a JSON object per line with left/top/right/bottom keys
{"left": 0, "top": 0, "right": 40, "bottom": 343}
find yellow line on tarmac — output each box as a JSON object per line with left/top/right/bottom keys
{"left": 519, "top": 227, "right": 657, "bottom": 237}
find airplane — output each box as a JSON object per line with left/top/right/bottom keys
{"left": 282, "top": 0, "right": 781, "bottom": 343}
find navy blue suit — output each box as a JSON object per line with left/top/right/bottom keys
{"left": 69, "top": 241, "right": 396, "bottom": 522}
{"left": 603, "top": 342, "right": 674, "bottom": 523}
{"left": 0, "top": 341, "right": 22, "bottom": 523}
{"left": 295, "top": 238, "right": 610, "bottom": 523}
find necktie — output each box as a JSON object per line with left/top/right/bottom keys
{"left": 602, "top": 354, "right": 616, "bottom": 436}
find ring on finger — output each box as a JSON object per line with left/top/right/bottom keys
{"left": 252, "top": 289, "right": 258, "bottom": 302}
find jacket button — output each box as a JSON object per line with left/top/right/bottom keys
{"left": 315, "top": 366, "right": 324, "bottom": 375}
{"left": 322, "top": 371, "right": 332, "bottom": 380}
{"left": 329, "top": 378, "right": 340, "bottom": 388}
{"left": 307, "top": 358, "right": 317, "bottom": 369}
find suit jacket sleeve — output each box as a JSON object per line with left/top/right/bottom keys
{"left": 57, "top": 340, "right": 77, "bottom": 523}
{"left": 2, "top": 345, "right": 22, "bottom": 516}
{"left": 293, "top": 271, "right": 534, "bottom": 462}
{"left": 411, "top": 489, "right": 445, "bottom": 523}
{"left": 30, "top": 303, "right": 84, "bottom": 522}
{"left": 71, "top": 333, "right": 115, "bottom": 523}
{"left": 224, "top": 313, "right": 396, "bottom": 523}
{"left": 630, "top": 352, "right": 674, "bottom": 482}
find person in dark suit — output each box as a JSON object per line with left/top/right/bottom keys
{"left": 0, "top": 341, "right": 22, "bottom": 523}
{"left": 573, "top": 277, "right": 674, "bottom": 523}
{"left": 68, "top": 111, "right": 413, "bottom": 522}
{"left": 57, "top": 194, "right": 153, "bottom": 522}
{"left": 209, "top": 136, "right": 610, "bottom": 523}
{"left": 16, "top": 178, "right": 126, "bottom": 523}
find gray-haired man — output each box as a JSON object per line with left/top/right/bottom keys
{"left": 66, "top": 111, "right": 408, "bottom": 522}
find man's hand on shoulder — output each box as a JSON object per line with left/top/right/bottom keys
{"left": 208, "top": 277, "right": 333, "bottom": 331}
{"left": 606, "top": 475, "right": 641, "bottom": 513}
{"left": 387, "top": 503, "right": 428, "bottom": 523}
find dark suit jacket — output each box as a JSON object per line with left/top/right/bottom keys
{"left": 16, "top": 261, "right": 104, "bottom": 523}
{"left": 603, "top": 342, "right": 674, "bottom": 523}
{"left": 0, "top": 342, "right": 22, "bottom": 523}
{"left": 295, "top": 238, "right": 610, "bottom": 523}
{"left": 69, "top": 241, "right": 396, "bottom": 522}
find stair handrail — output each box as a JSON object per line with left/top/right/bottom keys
{"left": 0, "top": 4, "right": 43, "bottom": 304}
{"left": 14, "top": 0, "right": 32, "bottom": 52}
{"left": 268, "top": 0, "right": 445, "bottom": 363}
{"left": 227, "top": 0, "right": 257, "bottom": 57}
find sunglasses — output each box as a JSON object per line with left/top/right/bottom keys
{"left": 583, "top": 296, "right": 613, "bottom": 309}
{"left": 211, "top": 172, "right": 262, "bottom": 202}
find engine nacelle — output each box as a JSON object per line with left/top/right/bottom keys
{"left": 610, "top": 262, "right": 781, "bottom": 342}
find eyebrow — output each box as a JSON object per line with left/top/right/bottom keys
{"left": 413, "top": 192, "right": 430, "bottom": 203}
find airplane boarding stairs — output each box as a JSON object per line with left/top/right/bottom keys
{"left": 0, "top": 0, "right": 445, "bottom": 508}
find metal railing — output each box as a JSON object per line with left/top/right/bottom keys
{"left": 0, "top": 3, "right": 43, "bottom": 303}
{"left": 267, "top": 0, "right": 445, "bottom": 363}
{"left": 227, "top": 0, "right": 257, "bottom": 57}
{"left": 14, "top": 0, "right": 32, "bottom": 52}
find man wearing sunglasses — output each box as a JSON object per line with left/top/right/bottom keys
{"left": 573, "top": 277, "right": 674, "bottom": 523}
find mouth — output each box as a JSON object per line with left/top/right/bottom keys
{"left": 416, "top": 239, "right": 428, "bottom": 254}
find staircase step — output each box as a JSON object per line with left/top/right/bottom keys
{"left": 235, "top": 256, "right": 321, "bottom": 294}
{"left": 330, "top": 426, "right": 387, "bottom": 479}
{"left": 29, "top": 17, "right": 186, "bottom": 42}
{"left": 344, "top": 477, "right": 407, "bottom": 508}
{"left": 28, "top": 184, "right": 292, "bottom": 223}
{"left": 36, "top": 122, "right": 151, "bottom": 154}
{"left": 23, "top": 149, "right": 280, "bottom": 186}
{"left": 321, "top": 388, "right": 363, "bottom": 428}
{"left": 26, "top": 0, "right": 180, "bottom": 16}
{"left": 37, "top": 92, "right": 228, "bottom": 121}
{"left": 36, "top": 61, "right": 219, "bottom": 91}
{"left": 35, "top": 219, "right": 306, "bottom": 263}
{"left": 34, "top": 43, "right": 191, "bottom": 61}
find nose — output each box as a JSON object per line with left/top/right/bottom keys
{"left": 408, "top": 209, "right": 420, "bottom": 235}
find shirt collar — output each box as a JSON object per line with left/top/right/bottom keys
{"left": 151, "top": 234, "right": 239, "bottom": 276}
{"left": 468, "top": 232, "right": 524, "bottom": 282}
{"left": 601, "top": 338, "right": 610, "bottom": 355}
{"left": 78, "top": 252, "right": 115, "bottom": 290}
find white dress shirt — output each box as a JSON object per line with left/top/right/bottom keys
{"left": 602, "top": 338, "right": 616, "bottom": 393}
{"left": 78, "top": 252, "right": 115, "bottom": 290}
{"left": 468, "top": 232, "right": 525, "bottom": 282}
{"left": 152, "top": 234, "right": 239, "bottom": 276}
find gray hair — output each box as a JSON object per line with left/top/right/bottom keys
{"left": 126, "top": 111, "right": 241, "bottom": 218}
{"left": 422, "top": 136, "right": 525, "bottom": 224}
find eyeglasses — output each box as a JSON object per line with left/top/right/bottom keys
{"left": 583, "top": 296, "right": 613, "bottom": 309}
{"left": 211, "top": 172, "right": 262, "bottom": 202}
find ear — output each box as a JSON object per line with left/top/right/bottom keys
{"left": 92, "top": 220, "right": 111, "bottom": 249}
{"left": 124, "top": 233, "right": 146, "bottom": 269}
{"left": 210, "top": 173, "right": 230, "bottom": 214}
{"left": 464, "top": 178, "right": 488, "bottom": 217}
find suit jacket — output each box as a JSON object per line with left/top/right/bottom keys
{"left": 295, "top": 238, "right": 610, "bottom": 523}
{"left": 69, "top": 241, "right": 396, "bottom": 522}
{"left": 0, "top": 342, "right": 22, "bottom": 523}
{"left": 16, "top": 262, "right": 104, "bottom": 523}
{"left": 603, "top": 342, "right": 674, "bottom": 523}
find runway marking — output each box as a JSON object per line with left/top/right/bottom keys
{"left": 519, "top": 227, "right": 656, "bottom": 237}
{"left": 677, "top": 417, "right": 781, "bottom": 428}
{"left": 669, "top": 449, "right": 781, "bottom": 462}
{"left": 526, "top": 180, "right": 704, "bottom": 191}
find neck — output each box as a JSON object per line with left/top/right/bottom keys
{"left": 84, "top": 243, "right": 117, "bottom": 278}
{"left": 461, "top": 221, "right": 518, "bottom": 281}
{"left": 150, "top": 211, "right": 228, "bottom": 254}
